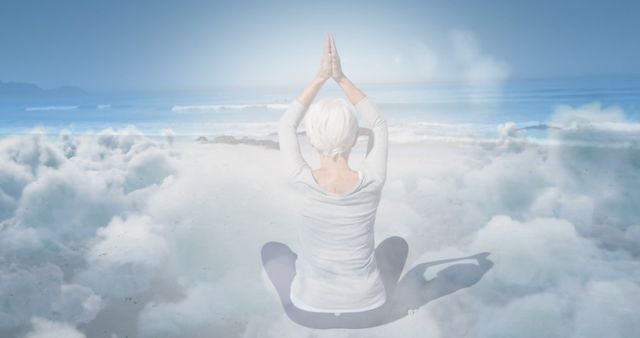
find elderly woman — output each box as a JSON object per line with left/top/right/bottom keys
{"left": 261, "top": 34, "right": 492, "bottom": 329}
{"left": 278, "top": 33, "right": 393, "bottom": 314}
{"left": 264, "top": 31, "right": 406, "bottom": 311}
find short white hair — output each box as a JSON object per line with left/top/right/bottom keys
{"left": 304, "top": 97, "right": 359, "bottom": 159}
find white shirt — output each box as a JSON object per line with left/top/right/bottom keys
{"left": 278, "top": 97, "right": 389, "bottom": 313}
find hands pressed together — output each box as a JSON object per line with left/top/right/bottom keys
{"left": 317, "top": 33, "right": 345, "bottom": 83}
{"left": 297, "top": 33, "right": 365, "bottom": 107}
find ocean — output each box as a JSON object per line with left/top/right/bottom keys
{"left": 2, "top": 78, "right": 639, "bottom": 145}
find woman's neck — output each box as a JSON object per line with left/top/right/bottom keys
{"left": 318, "top": 153, "right": 351, "bottom": 171}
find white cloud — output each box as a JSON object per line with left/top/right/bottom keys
{"left": 0, "top": 101, "right": 638, "bottom": 337}
{"left": 450, "top": 29, "right": 510, "bottom": 85}
{"left": 572, "top": 280, "right": 640, "bottom": 338}
{"left": 470, "top": 215, "right": 598, "bottom": 290}
{"left": 346, "top": 30, "right": 508, "bottom": 85}
{"left": 23, "top": 318, "right": 86, "bottom": 338}
{"left": 385, "top": 41, "right": 440, "bottom": 83}
{"left": 74, "top": 214, "right": 171, "bottom": 298}
{"left": 51, "top": 285, "right": 102, "bottom": 324}
{"left": 0, "top": 264, "right": 64, "bottom": 328}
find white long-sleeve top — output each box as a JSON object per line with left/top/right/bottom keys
{"left": 278, "top": 96, "right": 389, "bottom": 313}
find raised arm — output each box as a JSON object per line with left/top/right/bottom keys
{"left": 330, "top": 34, "right": 389, "bottom": 183}
{"left": 278, "top": 34, "right": 332, "bottom": 180}
{"left": 329, "top": 35, "right": 364, "bottom": 104}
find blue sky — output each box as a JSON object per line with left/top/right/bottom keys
{"left": 1, "top": 0, "right": 639, "bottom": 91}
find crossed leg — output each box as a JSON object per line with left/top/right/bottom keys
{"left": 260, "top": 237, "right": 409, "bottom": 329}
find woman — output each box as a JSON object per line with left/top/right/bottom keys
{"left": 275, "top": 32, "right": 405, "bottom": 313}
{"left": 262, "top": 34, "right": 492, "bottom": 328}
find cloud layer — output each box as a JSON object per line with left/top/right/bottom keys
{"left": 0, "top": 102, "right": 638, "bottom": 337}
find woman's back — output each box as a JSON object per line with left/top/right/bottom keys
{"left": 289, "top": 165, "right": 385, "bottom": 312}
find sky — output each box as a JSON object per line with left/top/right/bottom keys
{"left": 0, "top": 0, "right": 639, "bottom": 91}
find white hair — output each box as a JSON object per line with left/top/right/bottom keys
{"left": 304, "top": 97, "right": 359, "bottom": 160}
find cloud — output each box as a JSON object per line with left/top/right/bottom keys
{"left": 0, "top": 264, "right": 63, "bottom": 328}
{"left": 548, "top": 102, "right": 640, "bottom": 146}
{"left": 23, "top": 318, "right": 86, "bottom": 338}
{"left": 348, "top": 29, "right": 509, "bottom": 85}
{"left": 74, "top": 214, "right": 171, "bottom": 298}
{"left": 0, "top": 101, "right": 639, "bottom": 337}
{"left": 386, "top": 41, "right": 440, "bottom": 83}
{"left": 138, "top": 268, "right": 273, "bottom": 338}
{"left": 0, "top": 126, "right": 176, "bottom": 334}
{"left": 450, "top": 29, "right": 511, "bottom": 85}
{"left": 572, "top": 280, "right": 640, "bottom": 338}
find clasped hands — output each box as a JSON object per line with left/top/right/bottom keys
{"left": 297, "top": 33, "right": 364, "bottom": 107}
{"left": 316, "top": 33, "right": 345, "bottom": 83}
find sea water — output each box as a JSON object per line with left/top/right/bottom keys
{"left": 1, "top": 78, "right": 638, "bottom": 144}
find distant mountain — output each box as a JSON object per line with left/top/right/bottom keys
{"left": 0, "top": 80, "right": 87, "bottom": 98}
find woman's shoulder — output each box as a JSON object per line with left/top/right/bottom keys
{"left": 360, "top": 168, "right": 386, "bottom": 189}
